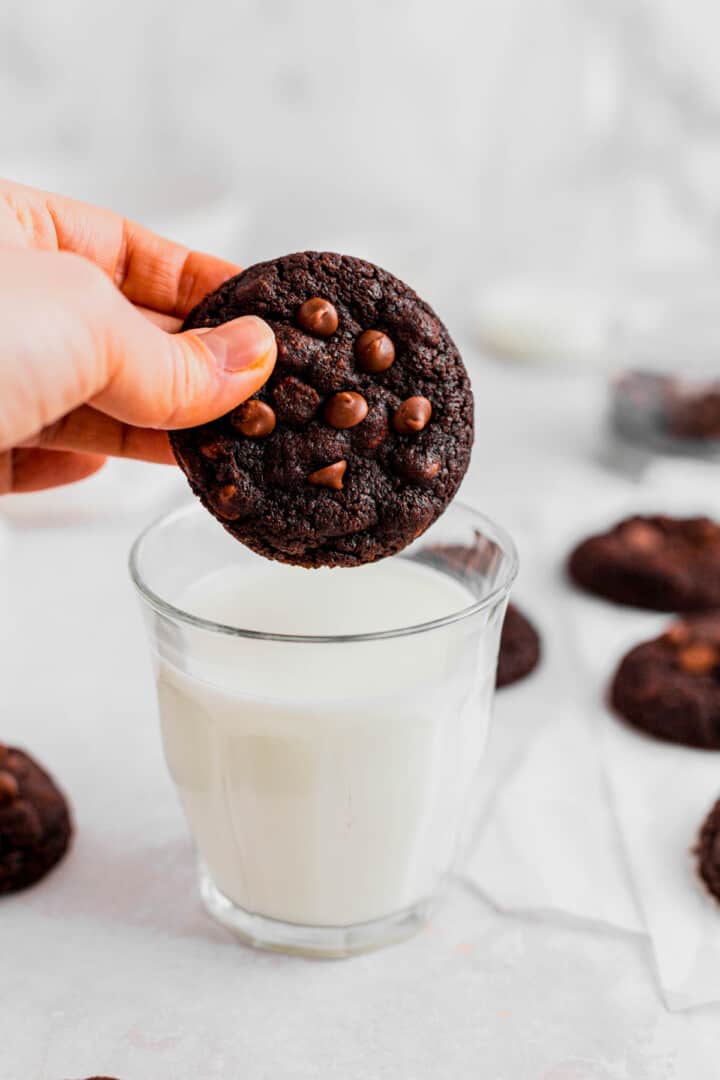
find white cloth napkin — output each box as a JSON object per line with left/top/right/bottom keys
{"left": 466, "top": 467, "right": 720, "bottom": 1009}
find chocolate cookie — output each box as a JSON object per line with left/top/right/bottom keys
{"left": 610, "top": 614, "right": 720, "bottom": 748}
{"left": 0, "top": 745, "right": 72, "bottom": 893}
{"left": 497, "top": 604, "right": 541, "bottom": 689}
{"left": 568, "top": 515, "right": 720, "bottom": 611}
{"left": 170, "top": 252, "right": 474, "bottom": 567}
{"left": 666, "top": 383, "right": 720, "bottom": 440}
{"left": 696, "top": 797, "right": 720, "bottom": 901}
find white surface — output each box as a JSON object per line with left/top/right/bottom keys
{"left": 2, "top": 359, "right": 720, "bottom": 1077}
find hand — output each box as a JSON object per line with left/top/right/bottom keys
{"left": 0, "top": 179, "right": 276, "bottom": 494}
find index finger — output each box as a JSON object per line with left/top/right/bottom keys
{"left": 0, "top": 177, "right": 240, "bottom": 318}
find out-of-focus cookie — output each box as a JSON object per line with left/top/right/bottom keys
{"left": 568, "top": 515, "right": 720, "bottom": 611}
{"left": 0, "top": 745, "right": 72, "bottom": 894}
{"left": 610, "top": 614, "right": 720, "bottom": 749}
{"left": 696, "top": 796, "right": 720, "bottom": 902}
{"left": 497, "top": 603, "right": 541, "bottom": 689}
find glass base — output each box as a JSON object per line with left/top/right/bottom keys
{"left": 199, "top": 868, "right": 433, "bottom": 958}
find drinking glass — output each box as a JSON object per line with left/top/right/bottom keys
{"left": 130, "top": 501, "right": 517, "bottom": 957}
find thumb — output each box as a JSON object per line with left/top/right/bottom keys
{"left": 93, "top": 309, "right": 277, "bottom": 430}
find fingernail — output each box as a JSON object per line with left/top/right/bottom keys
{"left": 193, "top": 315, "right": 275, "bottom": 372}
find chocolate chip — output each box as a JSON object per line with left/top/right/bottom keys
{"left": 622, "top": 521, "right": 663, "bottom": 552}
{"left": 324, "top": 391, "right": 369, "bottom": 430}
{"left": 308, "top": 460, "right": 347, "bottom": 490}
{"left": 297, "top": 297, "right": 338, "bottom": 337}
{"left": 355, "top": 330, "right": 395, "bottom": 373}
{"left": 678, "top": 642, "right": 718, "bottom": 675}
{"left": 231, "top": 400, "right": 276, "bottom": 438}
{"left": 393, "top": 450, "right": 441, "bottom": 484}
{"left": 393, "top": 396, "right": 432, "bottom": 434}
{"left": 272, "top": 377, "right": 320, "bottom": 425}
{"left": 0, "top": 770, "right": 19, "bottom": 806}
{"left": 200, "top": 442, "right": 224, "bottom": 460}
{"left": 210, "top": 483, "right": 246, "bottom": 520}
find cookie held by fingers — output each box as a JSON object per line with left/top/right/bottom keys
{"left": 170, "top": 252, "right": 474, "bottom": 568}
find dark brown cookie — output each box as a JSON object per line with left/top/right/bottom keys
{"left": 0, "top": 745, "right": 72, "bottom": 893}
{"left": 665, "top": 382, "right": 720, "bottom": 440}
{"left": 170, "top": 252, "right": 474, "bottom": 568}
{"left": 696, "top": 797, "right": 720, "bottom": 901}
{"left": 610, "top": 614, "right": 720, "bottom": 748}
{"left": 568, "top": 515, "right": 720, "bottom": 611}
{"left": 497, "top": 603, "right": 541, "bottom": 689}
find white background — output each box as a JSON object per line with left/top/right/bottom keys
{"left": 5, "top": 0, "right": 720, "bottom": 325}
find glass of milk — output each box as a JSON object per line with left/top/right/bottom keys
{"left": 130, "top": 501, "right": 517, "bottom": 957}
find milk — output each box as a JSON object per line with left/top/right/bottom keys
{"left": 155, "top": 559, "right": 497, "bottom": 928}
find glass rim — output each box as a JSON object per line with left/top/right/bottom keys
{"left": 128, "top": 500, "right": 518, "bottom": 645}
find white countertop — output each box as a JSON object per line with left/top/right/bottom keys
{"left": 1, "top": 356, "right": 719, "bottom": 1080}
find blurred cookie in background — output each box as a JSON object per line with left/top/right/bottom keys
{"left": 0, "top": 745, "right": 72, "bottom": 894}
{"left": 666, "top": 381, "right": 720, "bottom": 441}
{"left": 497, "top": 603, "right": 541, "bottom": 689}
{"left": 696, "top": 796, "right": 720, "bottom": 903}
{"left": 568, "top": 515, "right": 720, "bottom": 611}
{"left": 610, "top": 370, "right": 720, "bottom": 460}
{"left": 610, "top": 614, "right": 720, "bottom": 749}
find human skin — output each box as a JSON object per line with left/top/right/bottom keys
{"left": 0, "top": 179, "right": 277, "bottom": 493}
